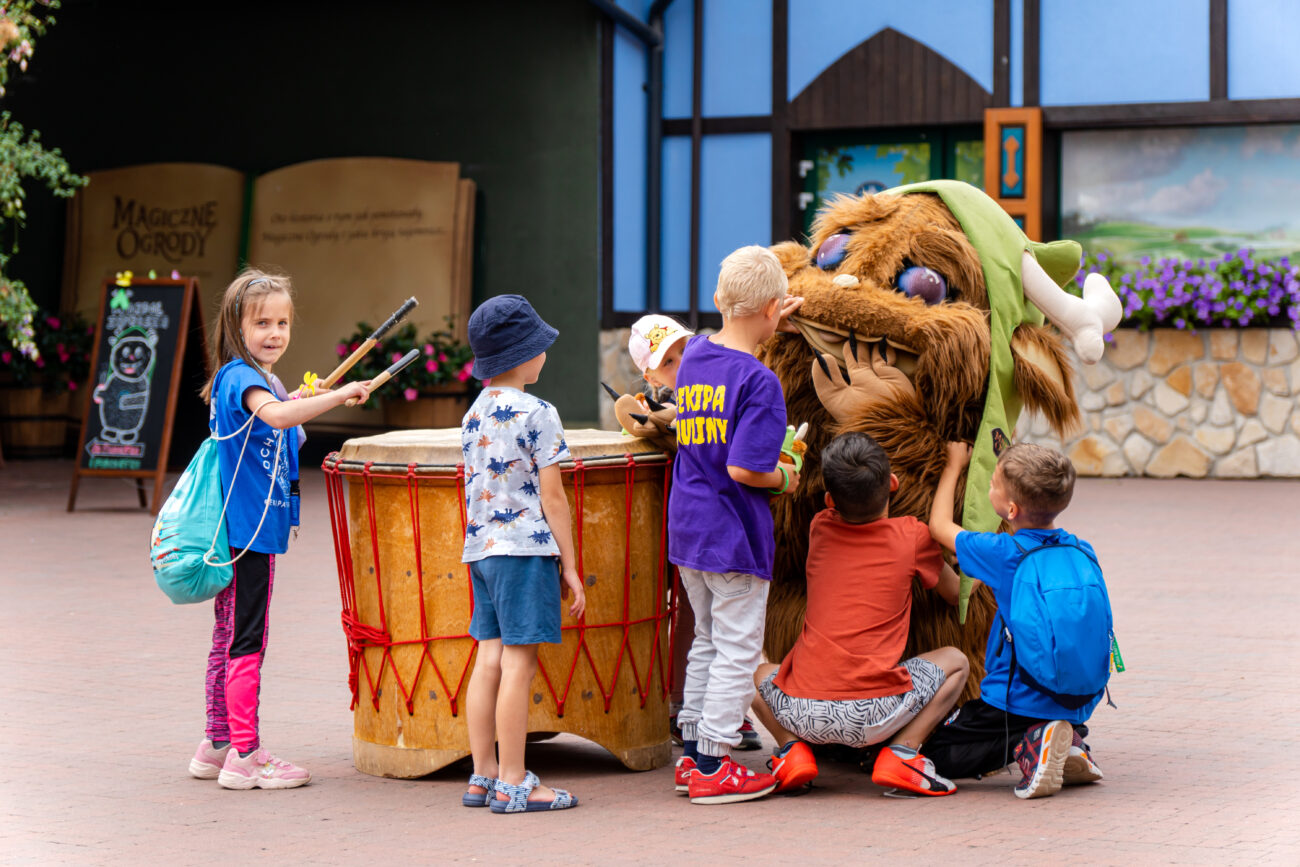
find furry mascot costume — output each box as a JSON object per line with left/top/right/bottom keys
{"left": 761, "top": 180, "right": 1121, "bottom": 700}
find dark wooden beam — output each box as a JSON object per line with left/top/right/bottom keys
{"left": 688, "top": 0, "right": 703, "bottom": 330}
{"left": 994, "top": 0, "right": 1010, "bottom": 106}
{"left": 1210, "top": 0, "right": 1227, "bottom": 100}
{"left": 662, "top": 115, "right": 772, "bottom": 135}
{"left": 1023, "top": 0, "right": 1040, "bottom": 106}
{"left": 1043, "top": 97, "right": 1300, "bottom": 128}
{"left": 771, "top": 0, "right": 790, "bottom": 244}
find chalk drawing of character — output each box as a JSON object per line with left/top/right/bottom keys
{"left": 93, "top": 326, "right": 158, "bottom": 444}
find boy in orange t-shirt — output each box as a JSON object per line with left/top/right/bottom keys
{"left": 751, "top": 432, "right": 969, "bottom": 797}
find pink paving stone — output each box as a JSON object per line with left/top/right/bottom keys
{"left": 2, "top": 460, "right": 1299, "bottom": 863}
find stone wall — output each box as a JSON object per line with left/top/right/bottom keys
{"left": 598, "top": 326, "right": 1300, "bottom": 478}
{"left": 598, "top": 327, "right": 640, "bottom": 431}
{"left": 1018, "top": 329, "right": 1300, "bottom": 478}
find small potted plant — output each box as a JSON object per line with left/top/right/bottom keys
{"left": 0, "top": 308, "right": 94, "bottom": 455}
{"left": 338, "top": 316, "right": 478, "bottom": 429}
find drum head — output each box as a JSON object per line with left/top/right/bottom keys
{"left": 337, "top": 428, "right": 665, "bottom": 469}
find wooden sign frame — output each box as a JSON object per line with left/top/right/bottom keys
{"left": 67, "top": 277, "right": 208, "bottom": 515}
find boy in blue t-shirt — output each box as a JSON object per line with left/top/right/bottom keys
{"left": 670, "top": 245, "right": 801, "bottom": 805}
{"left": 928, "top": 441, "right": 1105, "bottom": 800}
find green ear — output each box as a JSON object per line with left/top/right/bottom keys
{"left": 1028, "top": 239, "right": 1083, "bottom": 288}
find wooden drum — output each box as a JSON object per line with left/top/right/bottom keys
{"left": 323, "top": 428, "right": 675, "bottom": 778}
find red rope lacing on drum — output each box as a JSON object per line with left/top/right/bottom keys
{"left": 322, "top": 449, "right": 677, "bottom": 720}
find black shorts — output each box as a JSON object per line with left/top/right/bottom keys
{"left": 922, "top": 698, "right": 1090, "bottom": 780}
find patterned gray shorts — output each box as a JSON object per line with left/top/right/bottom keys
{"left": 757, "top": 658, "right": 947, "bottom": 749}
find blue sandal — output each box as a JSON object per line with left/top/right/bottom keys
{"left": 489, "top": 770, "right": 579, "bottom": 813}
{"left": 462, "top": 773, "right": 497, "bottom": 807}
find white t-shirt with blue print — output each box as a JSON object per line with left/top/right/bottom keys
{"left": 460, "top": 386, "right": 570, "bottom": 563}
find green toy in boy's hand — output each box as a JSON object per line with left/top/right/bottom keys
{"left": 778, "top": 422, "right": 809, "bottom": 473}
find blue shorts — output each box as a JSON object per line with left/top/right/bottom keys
{"left": 467, "top": 555, "right": 562, "bottom": 645}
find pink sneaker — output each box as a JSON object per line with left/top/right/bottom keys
{"left": 188, "top": 739, "right": 230, "bottom": 780}
{"left": 217, "top": 748, "right": 312, "bottom": 790}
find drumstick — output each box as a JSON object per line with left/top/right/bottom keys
{"left": 345, "top": 348, "right": 421, "bottom": 406}
{"left": 322, "top": 297, "right": 420, "bottom": 389}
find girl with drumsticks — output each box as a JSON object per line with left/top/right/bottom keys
{"left": 189, "top": 269, "right": 372, "bottom": 790}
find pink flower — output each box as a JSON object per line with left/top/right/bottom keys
{"left": 336, "top": 343, "right": 347, "bottom": 358}
{"left": 58, "top": 352, "right": 70, "bottom": 363}
{"left": 68, "top": 381, "right": 77, "bottom": 391}
{"left": 403, "top": 387, "right": 418, "bottom": 402}
{"left": 350, "top": 341, "right": 360, "bottom": 352}
{"left": 423, "top": 343, "right": 434, "bottom": 356}
{"left": 425, "top": 359, "right": 436, "bottom": 373}
{"left": 457, "top": 359, "right": 474, "bottom": 382}
{"left": 391, "top": 351, "right": 402, "bottom": 364}
{"left": 456, "top": 368, "right": 471, "bottom": 382}
{"left": 86, "top": 325, "right": 94, "bottom": 335}
{"left": 438, "top": 352, "right": 448, "bottom": 363}
{"left": 35, "top": 357, "right": 45, "bottom": 368}
{"left": 46, "top": 316, "right": 61, "bottom": 329}
{"left": 1, "top": 351, "right": 9, "bottom": 364}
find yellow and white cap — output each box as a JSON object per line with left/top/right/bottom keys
{"left": 628, "top": 314, "right": 693, "bottom": 373}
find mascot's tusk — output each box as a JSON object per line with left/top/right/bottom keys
{"left": 832, "top": 273, "right": 860, "bottom": 288}
{"left": 1020, "top": 251, "right": 1122, "bottom": 364}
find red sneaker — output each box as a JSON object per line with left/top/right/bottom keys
{"left": 769, "top": 741, "right": 818, "bottom": 793}
{"left": 871, "top": 747, "right": 955, "bottom": 797}
{"left": 736, "top": 717, "right": 762, "bottom": 751}
{"left": 688, "top": 756, "right": 777, "bottom": 805}
{"left": 674, "top": 755, "right": 696, "bottom": 793}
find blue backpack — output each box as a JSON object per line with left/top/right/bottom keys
{"left": 999, "top": 532, "right": 1115, "bottom": 710}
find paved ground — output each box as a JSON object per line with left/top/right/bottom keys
{"left": 2, "top": 459, "right": 1298, "bottom": 865}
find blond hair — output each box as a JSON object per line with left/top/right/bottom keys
{"left": 199, "top": 268, "right": 294, "bottom": 402}
{"left": 714, "top": 245, "right": 787, "bottom": 318}
{"left": 997, "top": 443, "right": 1076, "bottom": 522}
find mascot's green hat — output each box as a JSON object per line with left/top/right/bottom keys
{"left": 886, "top": 180, "right": 1080, "bottom": 622}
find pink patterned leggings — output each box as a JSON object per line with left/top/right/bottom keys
{"left": 204, "top": 550, "right": 274, "bottom": 752}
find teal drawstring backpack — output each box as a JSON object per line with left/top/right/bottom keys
{"left": 150, "top": 398, "right": 282, "bottom": 604}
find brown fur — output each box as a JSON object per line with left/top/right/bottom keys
{"left": 760, "top": 192, "right": 1079, "bottom": 701}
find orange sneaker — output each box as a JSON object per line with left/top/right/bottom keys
{"left": 871, "top": 747, "right": 956, "bottom": 797}
{"left": 768, "top": 741, "right": 818, "bottom": 793}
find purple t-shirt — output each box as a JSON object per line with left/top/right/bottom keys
{"left": 668, "top": 336, "right": 787, "bottom": 579}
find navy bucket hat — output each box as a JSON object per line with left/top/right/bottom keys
{"left": 468, "top": 294, "right": 559, "bottom": 380}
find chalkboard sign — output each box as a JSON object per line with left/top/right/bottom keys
{"left": 67, "top": 276, "right": 208, "bottom": 514}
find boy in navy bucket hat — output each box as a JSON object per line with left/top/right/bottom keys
{"left": 459, "top": 294, "right": 586, "bottom": 813}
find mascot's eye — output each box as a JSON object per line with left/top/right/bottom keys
{"left": 897, "top": 265, "right": 948, "bottom": 305}
{"left": 816, "top": 233, "right": 850, "bottom": 271}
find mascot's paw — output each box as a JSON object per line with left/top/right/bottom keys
{"left": 810, "top": 331, "right": 916, "bottom": 425}
{"left": 614, "top": 394, "right": 677, "bottom": 453}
